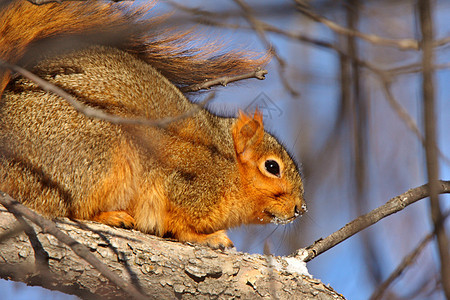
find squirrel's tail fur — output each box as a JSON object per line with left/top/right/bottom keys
{"left": 0, "top": 0, "right": 267, "bottom": 93}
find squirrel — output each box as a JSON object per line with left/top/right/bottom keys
{"left": 0, "top": 0, "right": 306, "bottom": 248}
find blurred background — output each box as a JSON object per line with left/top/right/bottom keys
{"left": 1, "top": 0, "right": 449, "bottom": 299}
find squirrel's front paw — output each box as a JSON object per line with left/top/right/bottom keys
{"left": 176, "top": 229, "right": 234, "bottom": 249}
{"left": 91, "top": 211, "right": 136, "bottom": 229}
{"left": 203, "top": 230, "right": 234, "bottom": 249}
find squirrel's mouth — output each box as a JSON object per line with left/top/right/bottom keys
{"left": 264, "top": 202, "right": 306, "bottom": 225}
{"left": 264, "top": 211, "right": 298, "bottom": 225}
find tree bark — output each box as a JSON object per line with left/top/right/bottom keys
{"left": 0, "top": 205, "right": 344, "bottom": 299}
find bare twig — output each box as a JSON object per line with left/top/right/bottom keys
{"left": 370, "top": 233, "right": 433, "bottom": 300}
{"left": 156, "top": 92, "right": 216, "bottom": 127}
{"left": 171, "top": 1, "right": 340, "bottom": 53}
{"left": 359, "top": 61, "right": 450, "bottom": 166}
{"left": 232, "top": 0, "right": 298, "bottom": 96}
{"left": 434, "top": 36, "right": 450, "bottom": 48}
{"left": 294, "top": 1, "right": 450, "bottom": 51}
{"left": 387, "top": 62, "right": 450, "bottom": 76}
{"left": 294, "top": 0, "right": 419, "bottom": 51}
{"left": 370, "top": 210, "right": 450, "bottom": 300}
{"left": 418, "top": 1, "right": 450, "bottom": 298}
{"left": 182, "top": 7, "right": 450, "bottom": 166}
{"left": 380, "top": 79, "right": 424, "bottom": 144}
{"left": 345, "top": 0, "right": 384, "bottom": 286}
{"left": 298, "top": 180, "right": 450, "bottom": 262}
{"left": 0, "top": 191, "right": 149, "bottom": 299}
{"left": 183, "top": 8, "right": 450, "bottom": 167}
{"left": 181, "top": 68, "right": 267, "bottom": 92}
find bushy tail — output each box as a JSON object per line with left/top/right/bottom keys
{"left": 0, "top": 0, "right": 267, "bottom": 93}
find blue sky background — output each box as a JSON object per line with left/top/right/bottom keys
{"left": 2, "top": 1, "right": 449, "bottom": 299}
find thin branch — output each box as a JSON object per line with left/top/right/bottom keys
{"left": 0, "top": 192, "right": 149, "bottom": 300}
{"left": 294, "top": 1, "right": 450, "bottom": 50}
{"left": 156, "top": 92, "right": 216, "bottom": 127}
{"left": 297, "top": 180, "right": 450, "bottom": 262}
{"left": 434, "top": 36, "right": 450, "bottom": 48}
{"left": 178, "top": 10, "right": 450, "bottom": 167}
{"left": 0, "top": 59, "right": 167, "bottom": 127}
{"left": 355, "top": 60, "right": 450, "bottom": 166}
{"left": 182, "top": 8, "right": 450, "bottom": 167}
{"left": 370, "top": 210, "right": 450, "bottom": 300}
{"left": 377, "top": 74, "right": 450, "bottom": 168}
{"left": 171, "top": 1, "right": 340, "bottom": 53}
{"left": 346, "top": 0, "right": 384, "bottom": 286}
{"left": 380, "top": 79, "right": 425, "bottom": 145}
{"left": 232, "top": 0, "right": 299, "bottom": 96}
{"left": 387, "top": 62, "right": 450, "bottom": 76}
{"left": 418, "top": 0, "right": 450, "bottom": 298}
{"left": 180, "top": 68, "right": 267, "bottom": 92}
{"left": 27, "top": 0, "right": 64, "bottom": 4}
{"left": 370, "top": 233, "right": 433, "bottom": 300}
{"left": 294, "top": 0, "right": 419, "bottom": 51}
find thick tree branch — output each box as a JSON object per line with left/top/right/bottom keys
{"left": 0, "top": 192, "right": 148, "bottom": 299}
{"left": 299, "top": 181, "right": 450, "bottom": 262}
{"left": 0, "top": 193, "right": 343, "bottom": 299}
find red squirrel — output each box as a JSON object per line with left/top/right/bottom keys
{"left": 0, "top": 0, "right": 306, "bottom": 248}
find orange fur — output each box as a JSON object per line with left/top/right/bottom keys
{"left": 80, "top": 141, "right": 141, "bottom": 220}
{"left": 232, "top": 111, "right": 305, "bottom": 225}
{"left": 92, "top": 211, "right": 136, "bottom": 229}
{"left": 0, "top": 1, "right": 304, "bottom": 249}
{"left": 131, "top": 175, "right": 167, "bottom": 237}
{"left": 163, "top": 203, "right": 234, "bottom": 248}
{"left": 233, "top": 109, "right": 265, "bottom": 158}
{"left": 0, "top": 0, "right": 268, "bottom": 94}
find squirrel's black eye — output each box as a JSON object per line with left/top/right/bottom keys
{"left": 265, "top": 160, "right": 280, "bottom": 177}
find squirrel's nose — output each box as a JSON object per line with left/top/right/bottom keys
{"left": 294, "top": 201, "right": 307, "bottom": 217}
{"left": 294, "top": 205, "right": 301, "bottom": 217}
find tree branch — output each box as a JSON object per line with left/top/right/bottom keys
{"left": 0, "top": 192, "right": 148, "bottom": 299}
{"left": 298, "top": 181, "right": 450, "bottom": 262}
{"left": 294, "top": 0, "right": 419, "bottom": 50}
{"left": 370, "top": 210, "right": 450, "bottom": 300}
{"left": 232, "top": 0, "right": 299, "bottom": 96}
{"left": 0, "top": 193, "right": 344, "bottom": 299}
{"left": 180, "top": 68, "right": 267, "bottom": 92}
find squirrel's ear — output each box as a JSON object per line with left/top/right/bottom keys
{"left": 232, "top": 109, "right": 264, "bottom": 157}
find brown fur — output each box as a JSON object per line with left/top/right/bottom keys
{"left": 0, "top": 0, "right": 267, "bottom": 92}
{"left": 0, "top": 0, "right": 304, "bottom": 248}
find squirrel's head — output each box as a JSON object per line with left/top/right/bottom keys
{"left": 232, "top": 110, "right": 306, "bottom": 225}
